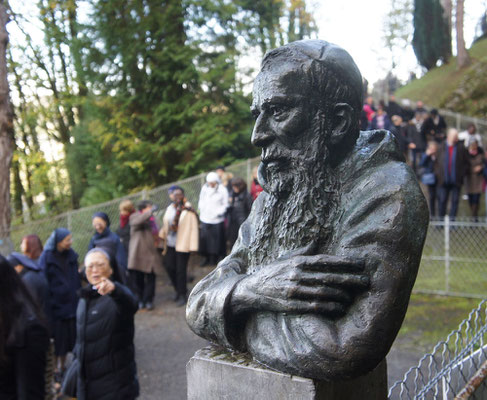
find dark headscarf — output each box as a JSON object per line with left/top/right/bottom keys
{"left": 92, "top": 212, "right": 110, "bottom": 228}
{"left": 43, "top": 228, "right": 71, "bottom": 252}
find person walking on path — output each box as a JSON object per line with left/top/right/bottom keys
{"left": 159, "top": 187, "right": 199, "bottom": 306}
{"left": 7, "top": 251, "right": 49, "bottom": 314}
{"left": 435, "top": 129, "right": 469, "bottom": 220}
{"left": 250, "top": 166, "right": 263, "bottom": 201}
{"left": 465, "top": 139, "right": 485, "bottom": 221}
{"left": 198, "top": 172, "right": 228, "bottom": 266}
{"left": 420, "top": 141, "right": 439, "bottom": 218}
{"left": 39, "top": 228, "right": 80, "bottom": 380}
{"left": 62, "top": 248, "right": 139, "bottom": 400}
{"left": 0, "top": 255, "right": 50, "bottom": 400}
{"left": 128, "top": 201, "right": 161, "bottom": 310}
{"left": 116, "top": 200, "right": 135, "bottom": 255}
{"left": 20, "top": 234, "right": 43, "bottom": 264}
{"left": 88, "top": 211, "right": 128, "bottom": 282}
{"left": 226, "top": 177, "right": 253, "bottom": 248}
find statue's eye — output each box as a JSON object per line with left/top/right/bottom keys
{"left": 251, "top": 109, "right": 260, "bottom": 120}
{"left": 269, "top": 104, "right": 288, "bottom": 117}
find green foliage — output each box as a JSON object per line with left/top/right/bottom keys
{"left": 412, "top": 0, "right": 451, "bottom": 70}
{"left": 9, "top": 0, "right": 315, "bottom": 219}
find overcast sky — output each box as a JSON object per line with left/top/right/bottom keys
{"left": 314, "top": 0, "right": 486, "bottom": 84}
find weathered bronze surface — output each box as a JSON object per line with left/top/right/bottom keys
{"left": 186, "top": 39, "right": 429, "bottom": 381}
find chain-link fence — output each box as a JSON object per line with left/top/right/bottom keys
{"left": 416, "top": 217, "right": 487, "bottom": 299}
{"left": 439, "top": 108, "right": 487, "bottom": 139}
{"left": 389, "top": 299, "right": 487, "bottom": 399}
{"left": 2, "top": 158, "right": 261, "bottom": 262}
{"left": 2, "top": 154, "right": 487, "bottom": 298}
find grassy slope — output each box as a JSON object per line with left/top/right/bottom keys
{"left": 395, "top": 38, "right": 487, "bottom": 111}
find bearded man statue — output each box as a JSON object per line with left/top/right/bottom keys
{"left": 186, "top": 40, "right": 429, "bottom": 381}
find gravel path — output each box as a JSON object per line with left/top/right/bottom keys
{"left": 133, "top": 260, "right": 423, "bottom": 399}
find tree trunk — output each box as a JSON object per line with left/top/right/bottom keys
{"left": 456, "top": 0, "right": 471, "bottom": 68}
{"left": 441, "top": 0, "right": 453, "bottom": 58}
{"left": 0, "top": 1, "right": 14, "bottom": 253}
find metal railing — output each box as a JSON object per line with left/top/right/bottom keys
{"left": 389, "top": 299, "right": 487, "bottom": 399}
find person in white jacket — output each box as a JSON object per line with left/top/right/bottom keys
{"left": 198, "top": 172, "right": 229, "bottom": 266}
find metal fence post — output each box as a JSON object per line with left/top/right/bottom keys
{"left": 444, "top": 216, "right": 450, "bottom": 294}
{"left": 456, "top": 114, "right": 461, "bottom": 130}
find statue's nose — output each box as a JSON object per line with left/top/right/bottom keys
{"left": 251, "top": 115, "right": 274, "bottom": 147}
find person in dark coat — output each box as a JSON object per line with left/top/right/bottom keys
{"left": 0, "top": 255, "right": 50, "bottom": 400}
{"left": 370, "top": 103, "right": 393, "bottom": 131}
{"left": 421, "top": 109, "right": 447, "bottom": 143}
{"left": 64, "top": 248, "right": 139, "bottom": 400}
{"left": 89, "top": 211, "right": 128, "bottom": 280}
{"left": 20, "top": 234, "right": 43, "bottom": 264}
{"left": 7, "top": 252, "right": 49, "bottom": 315}
{"left": 39, "top": 228, "right": 81, "bottom": 376}
{"left": 406, "top": 112, "right": 427, "bottom": 174}
{"left": 227, "top": 177, "right": 253, "bottom": 248}
{"left": 116, "top": 200, "right": 136, "bottom": 255}
{"left": 434, "top": 128, "right": 470, "bottom": 220}
{"left": 386, "top": 94, "right": 403, "bottom": 119}
{"left": 419, "top": 141, "right": 439, "bottom": 218}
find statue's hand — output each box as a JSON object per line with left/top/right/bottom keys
{"left": 231, "top": 254, "right": 369, "bottom": 317}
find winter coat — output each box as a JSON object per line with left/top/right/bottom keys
{"left": 0, "top": 312, "right": 49, "bottom": 400}
{"left": 159, "top": 203, "right": 199, "bottom": 254}
{"left": 9, "top": 252, "right": 49, "bottom": 313}
{"left": 406, "top": 122, "right": 426, "bottom": 152}
{"left": 466, "top": 150, "right": 486, "bottom": 194}
{"left": 74, "top": 282, "right": 139, "bottom": 400}
{"left": 198, "top": 183, "right": 229, "bottom": 224}
{"left": 116, "top": 223, "right": 131, "bottom": 254}
{"left": 41, "top": 248, "right": 81, "bottom": 321}
{"left": 88, "top": 228, "right": 128, "bottom": 277}
{"left": 370, "top": 114, "right": 393, "bottom": 131}
{"left": 250, "top": 179, "right": 263, "bottom": 201}
{"left": 127, "top": 211, "right": 161, "bottom": 274}
{"left": 227, "top": 190, "right": 253, "bottom": 246}
{"left": 434, "top": 142, "right": 469, "bottom": 187}
{"left": 421, "top": 116, "right": 447, "bottom": 142}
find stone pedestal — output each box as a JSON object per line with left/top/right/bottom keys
{"left": 187, "top": 345, "right": 387, "bottom": 400}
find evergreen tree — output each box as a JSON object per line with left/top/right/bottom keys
{"left": 412, "top": 0, "right": 451, "bottom": 70}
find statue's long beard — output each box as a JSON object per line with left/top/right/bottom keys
{"left": 248, "top": 151, "right": 338, "bottom": 270}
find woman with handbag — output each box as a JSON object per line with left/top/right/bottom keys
{"left": 420, "top": 141, "right": 439, "bottom": 218}
{"left": 62, "top": 248, "right": 139, "bottom": 399}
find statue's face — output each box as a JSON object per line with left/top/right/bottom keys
{"left": 250, "top": 65, "right": 315, "bottom": 195}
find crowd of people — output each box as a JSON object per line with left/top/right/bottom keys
{"left": 0, "top": 165, "right": 263, "bottom": 399}
{"left": 363, "top": 96, "right": 485, "bottom": 220}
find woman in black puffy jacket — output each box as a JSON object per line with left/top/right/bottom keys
{"left": 64, "top": 248, "right": 139, "bottom": 400}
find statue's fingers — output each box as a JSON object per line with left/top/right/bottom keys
{"left": 300, "top": 255, "right": 365, "bottom": 272}
{"left": 298, "top": 272, "right": 369, "bottom": 288}
{"left": 289, "top": 285, "right": 353, "bottom": 304}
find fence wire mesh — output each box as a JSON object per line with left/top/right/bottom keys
{"left": 3, "top": 145, "right": 487, "bottom": 298}
{"left": 389, "top": 299, "right": 487, "bottom": 399}
{"left": 4, "top": 158, "right": 261, "bottom": 263}
{"left": 416, "top": 217, "right": 487, "bottom": 298}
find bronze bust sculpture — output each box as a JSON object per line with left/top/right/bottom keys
{"left": 186, "top": 39, "right": 429, "bottom": 381}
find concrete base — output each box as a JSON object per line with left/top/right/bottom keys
{"left": 187, "top": 345, "right": 387, "bottom": 400}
